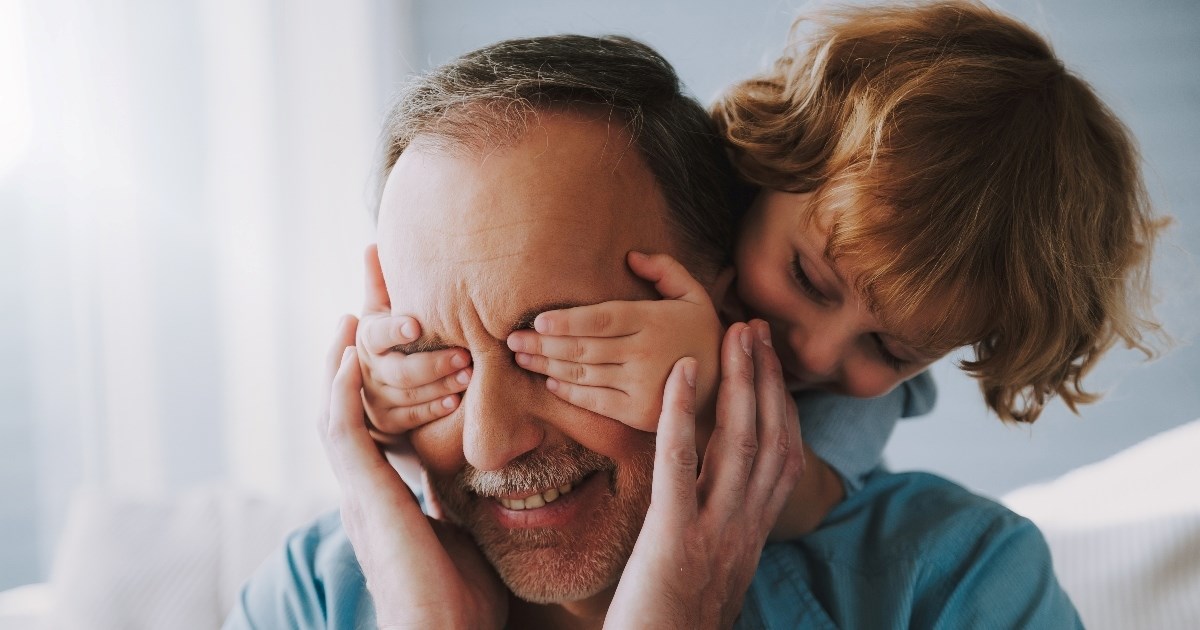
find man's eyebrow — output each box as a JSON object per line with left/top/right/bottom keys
{"left": 391, "top": 300, "right": 596, "bottom": 354}
{"left": 514, "top": 301, "right": 591, "bottom": 332}
{"left": 391, "top": 334, "right": 453, "bottom": 355}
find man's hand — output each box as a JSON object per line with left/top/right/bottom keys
{"left": 319, "top": 315, "right": 506, "bottom": 629}
{"left": 605, "top": 320, "right": 806, "bottom": 630}
{"left": 357, "top": 244, "right": 472, "bottom": 448}
{"left": 506, "top": 251, "right": 722, "bottom": 432}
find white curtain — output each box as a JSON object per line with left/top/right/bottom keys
{"left": 1, "top": 0, "right": 412, "bottom": 587}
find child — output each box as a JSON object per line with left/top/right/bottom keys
{"left": 355, "top": 0, "right": 1164, "bottom": 535}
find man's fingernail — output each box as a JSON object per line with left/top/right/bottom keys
{"left": 451, "top": 353, "right": 469, "bottom": 369}
{"left": 629, "top": 250, "right": 648, "bottom": 262}
{"left": 400, "top": 321, "right": 416, "bottom": 340}
{"left": 441, "top": 396, "right": 457, "bottom": 410}
{"left": 515, "top": 352, "right": 530, "bottom": 367}
{"left": 455, "top": 369, "right": 471, "bottom": 385}
{"left": 533, "top": 314, "right": 551, "bottom": 334}
{"left": 507, "top": 335, "right": 525, "bottom": 352}
{"left": 683, "top": 358, "right": 697, "bottom": 388}
{"left": 756, "top": 321, "right": 772, "bottom": 347}
{"left": 739, "top": 326, "right": 753, "bottom": 356}
{"left": 546, "top": 378, "right": 559, "bottom": 392}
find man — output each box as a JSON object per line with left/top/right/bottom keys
{"left": 226, "top": 35, "right": 1081, "bottom": 629}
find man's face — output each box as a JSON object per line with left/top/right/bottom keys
{"left": 376, "top": 113, "right": 683, "bottom": 604}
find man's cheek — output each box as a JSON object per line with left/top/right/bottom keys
{"left": 544, "top": 404, "right": 655, "bottom": 464}
{"left": 408, "top": 415, "right": 467, "bottom": 478}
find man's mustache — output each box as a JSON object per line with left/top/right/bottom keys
{"left": 456, "top": 442, "right": 614, "bottom": 498}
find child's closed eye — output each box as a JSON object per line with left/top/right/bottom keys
{"left": 790, "top": 253, "right": 828, "bottom": 304}
{"left": 871, "top": 333, "right": 910, "bottom": 372}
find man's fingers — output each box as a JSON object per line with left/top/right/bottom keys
{"left": 744, "top": 320, "right": 800, "bottom": 507}
{"left": 362, "top": 244, "right": 392, "bottom": 314}
{"left": 359, "top": 314, "right": 424, "bottom": 355}
{"left": 648, "top": 357, "right": 700, "bottom": 525}
{"left": 507, "top": 330, "right": 625, "bottom": 364}
{"left": 514, "top": 353, "right": 623, "bottom": 388}
{"left": 626, "top": 251, "right": 708, "bottom": 305}
{"left": 324, "top": 346, "right": 392, "bottom": 489}
{"left": 696, "top": 323, "right": 758, "bottom": 514}
{"left": 530, "top": 302, "right": 642, "bottom": 337}
{"left": 323, "top": 315, "right": 360, "bottom": 413}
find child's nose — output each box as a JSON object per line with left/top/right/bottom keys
{"left": 791, "top": 327, "right": 845, "bottom": 380}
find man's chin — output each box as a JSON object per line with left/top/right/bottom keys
{"left": 432, "top": 461, "right": 652, "bottom": 605}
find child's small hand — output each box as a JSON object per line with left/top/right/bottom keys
{"left": 506, "top": 251, "right": 722, "bottom": 432}
{"left": 357, "top": 245, "right": 472, "bottom": 447}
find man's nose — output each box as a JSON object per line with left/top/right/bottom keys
{"left": 460, "top": 355, "right": 544, "bottom": 471}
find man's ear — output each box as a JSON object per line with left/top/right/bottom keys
{"left": 706, "top": 265, "right": 745, "bottom": 324}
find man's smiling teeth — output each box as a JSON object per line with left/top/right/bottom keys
{"left": 497, "top": 482, "right": 575, "bottom": 511}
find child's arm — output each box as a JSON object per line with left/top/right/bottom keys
{"left": 356, "top": 245, "right": 471, "bottom": 446}
{"left": 510, "top": 251, "right": 844, "bottom": 538}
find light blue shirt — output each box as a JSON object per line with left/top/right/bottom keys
{"left": 225, "top": 468, "right": 1081, "bottom": 629}
{"left": 797, "top": 371, "right": 937, "bottom": 495}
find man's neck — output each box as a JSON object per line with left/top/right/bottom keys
{"left": 506, "top": 584, "right": 617, "bottom": 630}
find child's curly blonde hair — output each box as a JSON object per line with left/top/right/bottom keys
{"left": 714, "top": 0, "right": 1167, "bottom": 422}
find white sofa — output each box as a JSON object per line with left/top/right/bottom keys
{"left": 4, "top": 419, "right": 1200, "bottom": 629}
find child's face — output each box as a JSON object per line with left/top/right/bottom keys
{"left": 731, "top": 190, "right": 945, "bottom": 398}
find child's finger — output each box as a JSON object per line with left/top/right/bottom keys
{"left": 626, "top": 251, "right": 709, "bottom": 305}
{"left": 370, "top": 395, "right": 462, "bottom": 435}
{"left": 369, "top": 348, "right": 470, "bottom": 390}
{"left": 359, "top": 314, "right": 423, "bottom": 355}
{"left": 507, "top": 331, "right": 625, "bottom": 364}
{"left": 362, "top": 244, "right": 392, "bottom": 314}
{"left": 368, "top": 366, "right": 471, "bottom": 408}
{"left": 514, "top": 353, "right": 623, "bottom": 388}
{"left": 530, "top": 302, "right": 642, "bottom": 337}
{"left": 647, "top": 357, "right": 700, "bottom": 525}
{"left": 543, "top": 378, "right": 632, "bottom": 424}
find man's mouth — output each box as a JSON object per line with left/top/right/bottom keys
{"left": 494, "top": 479, "right": 578, "bottom": 511}
{"left": 473, "top": 471, "right": 608, "bottom": 529}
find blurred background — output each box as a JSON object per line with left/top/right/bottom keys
{"left": 2, "top": 0, "right": 1197, "bottom": 593}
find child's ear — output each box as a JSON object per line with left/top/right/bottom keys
{"left": 707, "top": 266, "right": 744, "bottom": 323}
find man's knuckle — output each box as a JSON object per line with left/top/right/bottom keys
{"left": 735, "top": 436, "right": 759, "bottom": 462}
{"left": 773, "top": 428, "right": 792, "bottom": 456}
{"left": 568, "top": 340, "right": 587, "bottom": 362}
{"left": 669, "top": 445, "right": 699, "bottom": 470}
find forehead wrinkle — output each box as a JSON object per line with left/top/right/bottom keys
{"left": 405, "top": 216, "right": 605, "bottom": 266}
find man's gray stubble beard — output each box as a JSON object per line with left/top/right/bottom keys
{"left": 430, "top": 441, "right": 655, "bottom": 604}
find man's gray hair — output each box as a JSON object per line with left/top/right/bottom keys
{"left": 377, "top": 34, "right": 735, "bottom": 279}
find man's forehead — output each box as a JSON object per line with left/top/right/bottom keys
{"left": 375, "top": 112, "right": 675, "bottom": 340}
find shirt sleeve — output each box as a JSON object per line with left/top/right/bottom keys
{"left": 795, "top": 370, "right": 936, "bottom": 495}
{"left": 222, "top": 511, "right": 376, "bottom": 630}
{"left": 919, "top": 514, "right": 1084, "bottom": 630}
